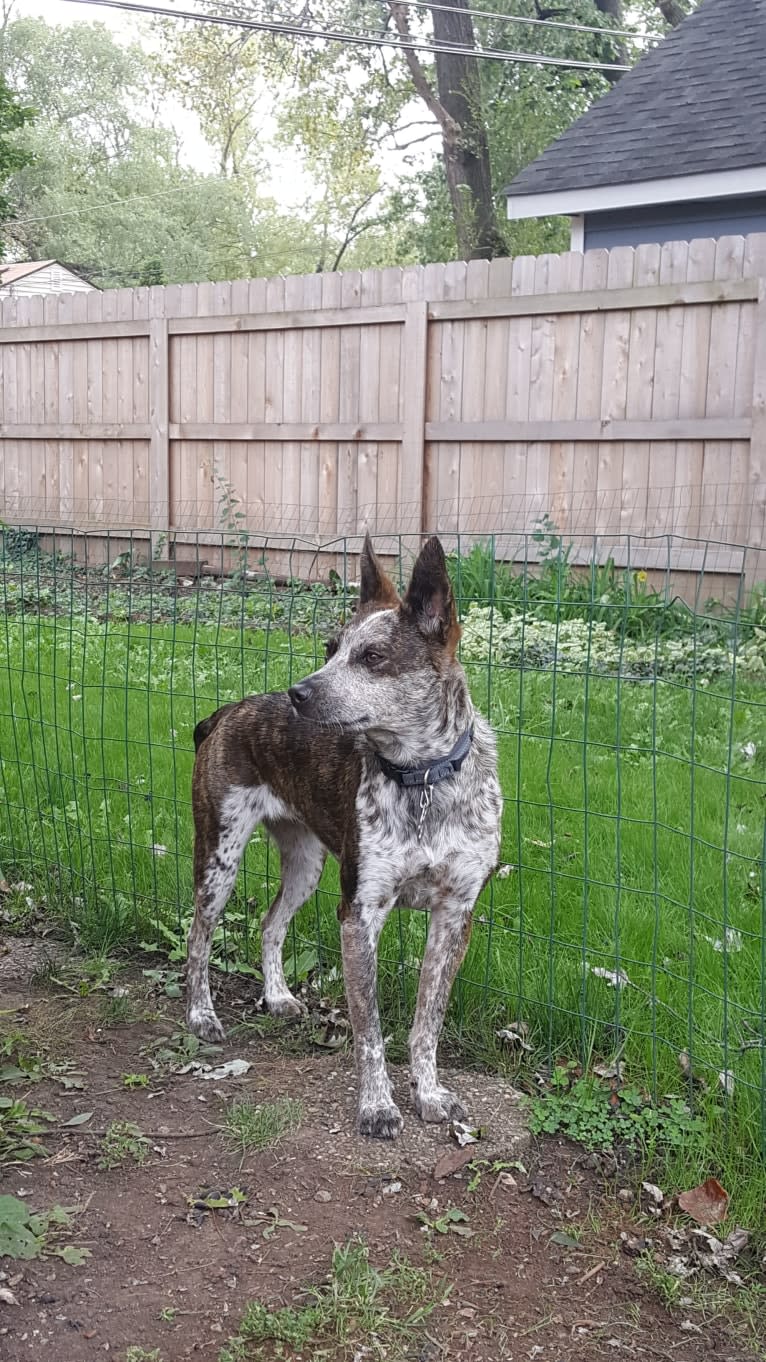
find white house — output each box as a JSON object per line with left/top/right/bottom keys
{"left": 0, "top": 260, "right": 96, "bottom": 296}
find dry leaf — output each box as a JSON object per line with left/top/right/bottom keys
{"left": 433, "top": 1147, "right": 475, "bottom": 1180}
{"left": 641, "top": 1181, "right": 665, "bottom": 1206}
{"left": 587, "top": 965, "right": 631, "bottom": 989}
{"left": 678, "top": 1177, "right": 730, "bottom": 1227}
{"left": 718, "top": 1069, "right": 735, "bottom": 1098}
{"left": 496, "top": 1022, "right": 533, "bottom": 1053}
{"left": 449, "top": 1120, "right": 481, "bottom": 1148}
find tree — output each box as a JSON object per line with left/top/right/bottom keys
{"left": 0, "top": 72, "right": 33, "bottom": 253}
{"left": 389, "top": 0, "right": 506, "bottom": 260}
{"left": 151, "top": 22, "right": 267, "bottom": 178}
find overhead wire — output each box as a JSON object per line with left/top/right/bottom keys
{"left": 61, "top": 0, "right": 634, "bottom": 71}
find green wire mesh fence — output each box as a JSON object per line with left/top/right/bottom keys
{"left": 0, "top": 522, "right": 765, "bottom": 1167}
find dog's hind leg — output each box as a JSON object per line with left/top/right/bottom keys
{"left": 409, "top": 898, "right": 475, "bottom": 1124}
{"left": 261, "top": 821, "right": 325, "bottom": 1017}
{"left": 186, "top": 786, "right": 260, "bottom": 1042}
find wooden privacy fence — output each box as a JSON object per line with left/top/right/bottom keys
{"left": 2, "top": 234, "right": 766, "bottom": 579}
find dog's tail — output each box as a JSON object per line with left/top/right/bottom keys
{"left": 193, "top": 703, "right": 236, "bottom": 752}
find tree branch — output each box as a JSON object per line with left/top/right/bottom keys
{"left": 387, "top": 2, "right": 460, "bottom": 144}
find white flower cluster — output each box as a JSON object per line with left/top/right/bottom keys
{"left": 460, "top": 608, "right": 766, "bottom": 680}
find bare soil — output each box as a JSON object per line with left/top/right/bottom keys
{"left": 0, "top": 937, "right": 761, "bottom": 1362}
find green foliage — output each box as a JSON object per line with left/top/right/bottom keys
{"left": 0, "top": 71, "right": 34, "bottom": 247}
{"left": 98, "top": 1120, "right": 150, "bottom": 1170}
{"left": 0, "top": 1194, "right": 90, "bottom": 1264}
{"left": 223, "top": 1097, "right": 303, "bottom": 1153}
{"left": 529, "top": 1065, "right": 706, "bottom": 1153}
{"left": 0, "top": 1096, "right": 52, "bottom": 1164}
{"left": 220, "top": 1239, "right": 442, "bottom": 1362}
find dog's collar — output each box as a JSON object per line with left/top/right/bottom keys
{"left": 375, "top": 725, "right": 475, "bottom": 788}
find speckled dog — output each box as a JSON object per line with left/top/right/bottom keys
{"left": 186, "top": 535, "right": 502, "bottom": 1139}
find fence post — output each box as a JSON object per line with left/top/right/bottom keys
{"left": 400, "top": 299, "right": 429, "bottom": 538}
{"left": 149, "top": 313, "right": 170, "bottom": 545}
{"left": 750, "top": 276, "right": 766, "bottom": 564}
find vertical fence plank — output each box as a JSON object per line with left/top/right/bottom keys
{"left": 401, "top": 298, "right": 429, "bottom": 538}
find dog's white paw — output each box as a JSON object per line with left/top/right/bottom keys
{"left": 358, "top": 1102, "right": 404, "bottom": 1140}
{"left": 187, "top": 1005, "right": 225, "bottom": 1043}
{"left": 266, "top": 992, "right": 307, "bottom": 1019}
{"left": 412, "top": 1085, "right": 466, "bottom": 1124}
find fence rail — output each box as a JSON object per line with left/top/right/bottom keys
{"left": 2, "top": 236, "right": 766, "bottom": 584}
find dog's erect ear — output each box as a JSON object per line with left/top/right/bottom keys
{"left": 359, "top": 532, "right": 400, "bottom": 607}
{"left": 402, "top": 537, "right": 458, "bottom": 645}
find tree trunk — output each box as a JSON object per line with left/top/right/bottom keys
{"left": 656, "top": 0, "right": 686, "bottom": 25}
{"left": 429, "top": 0, "right": 508, "bottom": 259}
{"left": 593, "top": 0, "right": 628, "bottom": 81}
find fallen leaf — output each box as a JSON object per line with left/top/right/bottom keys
{"left": 496, "top": 1023, "right": 533, "bottom": 1053}
{"left": 449, "top": 1120, "right": 481, "bottom": 1148}
{"left": 62, "top": 1111, "right": 94, "bottom": 1127}
{"left": 678, "top": 1177, "right": 729, "bottom": 1226}
{"left": 641, "top": 1181, "right": 665, "bottom": 1206}
{"left": 550, "top": 1231, "right": 581, "bottom": 1249}
{"left": 703, "top": 929, "right": 743, "bottom": 953}
{"left": 587, "top": 965, "right": 631, "bottom": 989}
{"left": 496, "top": 864, "right": 515, "bottom": 878}
{"left": 433, "top": 1147, "right": 475, "bottom": 1180}
{"left": 593, "top": 1061, "right": 624, "bottom": 1081}
{"left": 176, "top": 1059, "right": 251, "bottom": 1081}
{"left": 0, "top": 1287, "right": 18, "bottom": 1305}
{"left": 719, "top": 1070, "right": 735, "bottom": 1098}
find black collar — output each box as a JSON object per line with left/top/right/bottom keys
{"left": 376, "top": 726, "right": 475, "bottom": 788}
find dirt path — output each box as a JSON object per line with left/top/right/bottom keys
{"left": 0, "top": 939, "right": 760, "bottom": 1362}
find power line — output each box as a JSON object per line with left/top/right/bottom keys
{"left": 61, "top": 0, "right": 633, "bottom": 71}
{"left": 385, "top": 0, "right": 652, "bottom": 44}
{"left": 10, "top": 183, "right": 205, "bottom": 228}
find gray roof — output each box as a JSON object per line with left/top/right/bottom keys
{"left": 505, "top": 0, "right": 766, "bottom": 200}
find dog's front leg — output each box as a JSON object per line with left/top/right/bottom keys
{"left": 339, "top": 897, "right": 402, "bottom": 1139}
{"left": 409, "top": 896, "right": 475, "bottom": 1124}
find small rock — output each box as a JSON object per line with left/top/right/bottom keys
{"left": 314, "top": 1189, "right": 332, "bottom": 1203}
{"left": 617, "top": 1188, "right": 633, "bottom": 1203}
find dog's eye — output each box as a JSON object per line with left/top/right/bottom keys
{"left": 325, "top": 637, "right": 339, "bottom": 661}
{"left": 363, "top": 648, "right": 384, "bottom": 666}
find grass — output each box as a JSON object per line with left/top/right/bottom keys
{"left": 1, "top": 560, "right": 766, "bottom": 1220}
{"left": 223, "top": 1096, "right": 303, "bottom": 1153}
{"left": 218, "top": 1238, "right": 445, "bottom": 1361}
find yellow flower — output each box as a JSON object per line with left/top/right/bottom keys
{"left": 636, "top": 570, "right": 648, "bottom": 583}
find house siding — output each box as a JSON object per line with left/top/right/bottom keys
{"left": 583, "top": 194, "right": 766, "bottom": 250}
{"left": 0, "top": 264, "right": 94, "bottom": 296}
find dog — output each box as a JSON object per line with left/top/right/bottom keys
{"left": 185, "top": 534, "right": 502, "bottom": 1139}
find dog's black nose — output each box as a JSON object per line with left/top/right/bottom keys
{"left": 289, "top": 681, "right": 312, "bottom": 710}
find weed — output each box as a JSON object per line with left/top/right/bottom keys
{"left": 124, "top": 1350, "right": 164, "bottom": 1362}
{"left": 223, "top": 1097, "right": 302, "bottom": 1153}
{"left": 100, "top": 995, "right": 133, "bottom": 1025}
{"left": 416, "top": 1206, "right": 473, "bottom": 1238}
{"left": 219, "top": 1238, "right": 444, "bottom": 1362}
{"left": 467, "top": 1158, "right": 526, "bottom": 1194}
{"left": 0, "top": 1096, "right": 52, "bottom": 1164}
{"left": 122, "top": 1072, "right": 150, "bottom": 1089}
{"left": 98, "top": 1121, "right": 150, "bottom": 1170}
{"left": 158, "top": 1308, "right": 177, "bottom": 1324}
{"left": 529, "top": 1066, "right": 706, "bottom": 1155}
{"left": 0, "top": 1194, "right": 90, "bottom": 1264}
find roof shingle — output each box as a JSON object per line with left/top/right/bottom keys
{"left": 505, "top": 0, "right": 766, "bottom": 198}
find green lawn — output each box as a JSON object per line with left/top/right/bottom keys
{"left": 1, "top": 602, "right": 765, "bottom": 1218}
